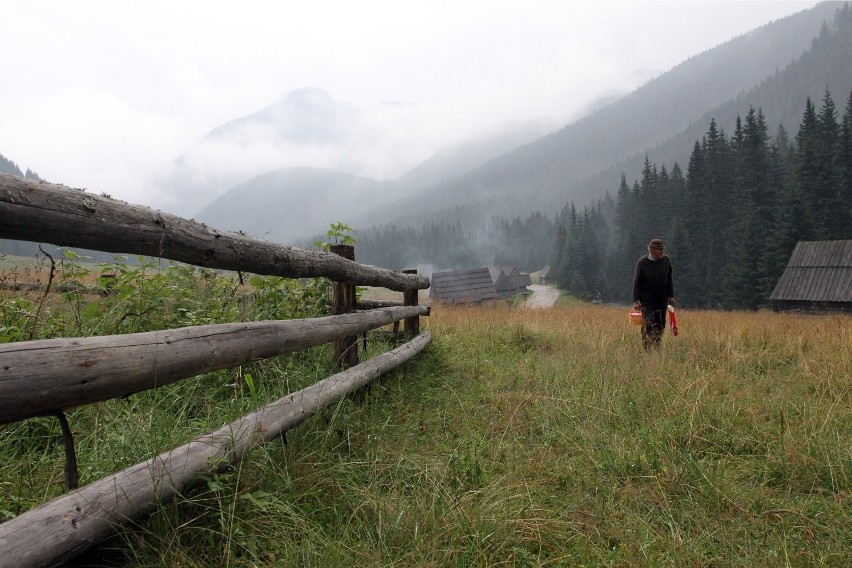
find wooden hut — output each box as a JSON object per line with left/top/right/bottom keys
{"left": 484, "top": 266, "right": 532, "bottom": 297}
{"left": 430, "top": 268, "right": 498, "bottom": 304}
{"left": 501, "top": 266, "right": 531, "bottom": 292}
{"left": 485, "top": 266, "right": 514, "bottom": 298}
{"left": 769, "top": 240, "right": 852, "bottom": 312}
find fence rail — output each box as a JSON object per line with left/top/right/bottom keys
{"left": 0, "top": 172, "right": 432, "bottom": 567}
{"left": 0, "top": 174, "right": 429, "bottom": 291}
{"left": 0, "top": 305, "right": 427, "bottom": 425}
{"left": 0, "top": 333, "right": 432, "bottom": 568}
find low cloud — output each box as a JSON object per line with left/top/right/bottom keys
{"left": 155, "top": 90, "right": 483, "bottom": 216}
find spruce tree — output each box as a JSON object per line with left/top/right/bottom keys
{"left": 722, "top": 108, "right": 775, "bottom": 308}
{"left": 550, "top": 225, "right": 567, "bottom": 281}
{"left": 0, "top": 153, "right": 24, "bottom": 176}
{"left": 605, "top": 175, "right": 637, "bottom": 303}
{"left": 794, "top": 97, "right": 820, "bottom": 239}
{"left": 683, "top": 140, "right": 709, "bottom": 306}
{"left": 704, "top": 119, "right": 734, "bottom": 307}
{"left": 639, "top": 155, "right": 661, "bottom": 238}
{"left": 557, "top": 203, "right": 579, "bottom": 292}
{"left": 815, "top": 90, "right": 846, "bottom": 238}
{"left": 577, "top": 208, "right": 604, "bottom": 300}
{"left": 763, "top": 124, "right": 798, "bottom": 294}
{"left": 840, "top": 91, "right": 852, "bottom": 228}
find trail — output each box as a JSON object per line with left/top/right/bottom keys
{"left": 524, "top": 285, "right": 559, "bottom": 309}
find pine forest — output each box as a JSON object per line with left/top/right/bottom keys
{"left": 357, "top": 89, "right": 852, "bottom": 311}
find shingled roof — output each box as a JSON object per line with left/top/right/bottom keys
{"left": 769, "top": 240, "right": 852, "bottom": 311}
{"left": 499, "top": 266, "right": 531, "bottom": 290}
{"left": 486, "top": 266, "right": 512, "bottom": 294}
{"left": 430, "top": 268, "right": 498, "bottom": 304}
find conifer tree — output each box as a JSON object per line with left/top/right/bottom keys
{"left": 663, "top": 163, "right": 694, "bottom": 305}
{"left": 638, "top": 155, "right": 661, "bottom": 238}
{"left": 557, "top": 203, "right": 579, "bottom": 291}
{"left": 577, "top": 207, "right": 605, "bottom": 300}
{"left": 840, "top": 91, "right": 852, "bottom": 226}
{"left": 815, "top": 90, "right": 846, "bottom": 238}
{"left": 550, "top": 225, "right": 567, "bottom": 280}
{"left": 704, "top": 119, "right": 735, "bottom": 306}
{"left": 763, "top": 124, "right": 798, "bottom": 293}
{"left": 794, "top": 97, "right": 820, "bottom": 239}
{"left": 683, "top": 140, "right": 709, "bottom": 305}
{"left": 723, "top": 108, "right": 773, "bottom": 308}
{"left": 604, "top": 175, "right": 637, "bottom": 302}
{"left": 0, "top": 153, "right": 24, "bottom": 176}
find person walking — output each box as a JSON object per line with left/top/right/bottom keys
{"left": 632, "top": 238, "right": 675, "bottom": 349}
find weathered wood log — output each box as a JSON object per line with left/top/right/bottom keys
{"left": 0, "top": 174, "right": 429, "bottom": 292}
{"left": 0, "top": 332, "right": 432, "bottom": 568}
{"left": 331, "top": 244, "right": 358, "bottom": 368}
{"left": 0, "top": 305, "right": 427, "bottom": 425}
{"left": 356, "top": 299, "right": 404, "bottom": 310}
{"left": 402, "top": 268, "right": 420, "bottom": 336}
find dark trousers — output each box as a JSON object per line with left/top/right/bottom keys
{"left": 641, "top": 306, "right": 667, "bottom": 349}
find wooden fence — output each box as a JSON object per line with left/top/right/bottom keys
{"left": 0, "top": 173, "right": 432, "bottom": 567}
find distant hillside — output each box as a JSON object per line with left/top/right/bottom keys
{"left": 208, "top": 87, "right": 358, "bottom": 145}
{"left": 357, "top": 1, "right": 844, "bottom": 229}
{"left": 0, "top": 152, "right": 24, "bottom": 176}
{"left": 0, "top": 152, "right": 46, "bottom": 257}
{"left": 164, "top": 87, "right": 537, "bottom": 218}
{"left": 578, "top": 1, "right": 852, "bottom": 204}
{"left": 163, "top": 2, "right": 846, "bottom": 249}
{"left": 196, "top": 119, "right": 550, "bottom": 243}
{"left": 195, "top": 168, "right": 391, "bottom": 244}
{"left": 392, "top": 119, "right": 553, "bottom": 195}
{"left": 0, "top": 151, "right": 40, "bottom": 181}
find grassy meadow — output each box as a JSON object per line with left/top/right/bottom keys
{"left": 2, "top": 265, "right": 851, "bottom": 566}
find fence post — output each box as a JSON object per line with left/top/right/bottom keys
{"left": 330, "top": 244, "right": 358, "bottom": 368}
{"left": 402, "top": 268, "right": 420, "bottom": 337}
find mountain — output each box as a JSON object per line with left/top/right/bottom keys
{"left": 195, "top": 168, "right": 391, "bottom": 243}
{"left": 195, "top": 118, "right": 551, "bottom": 243}
{"left": 583, "top": 2, "right": 852, "bottom": 199}
{"left": 392, "top": 119, "right": 553, "bottom": 194}
{"left": 162, "top": 87, "right": 500, "bottom": 217}
{"left": 160, "top": 88, "right": 370, "bottom": 216}
{"left": 354, "top": 1, "right": 846, "bottom": 228}
{"left": 189, "top": 1, "right": 844, "bottom": 247}
{"left": 207, "top": 88, "right": 357, "bottom": 145}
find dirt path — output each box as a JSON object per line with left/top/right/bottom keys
{"left": 524, "top": 285, "right": 560, "bottom": 309}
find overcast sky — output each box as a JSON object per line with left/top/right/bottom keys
{"left": 1, "top": 0, "right": 819, "bottom": 210}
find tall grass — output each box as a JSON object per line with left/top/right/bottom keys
{"left": 113, "top": 306, "right": 852, "bottom": 565}
{"left": 2, "top": 265, "right": 851, "bottom": 565}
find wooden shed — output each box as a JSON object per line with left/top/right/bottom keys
{"left": 538, "top": 265, "right": 552, "bottom": 285}
{"left": 485, "top": 266, "right": 532, "bottom": 297}
{"left": 486, "top": 266, "right": 515, "bottom": 298}
{"left": 769, "top": 240, "right": 852, "bottom": 312}
{"left": 430, "top": 268, "right": 499, "bottom": 304}
{"left": 501, "top": 266, "right": 531, "bottom": 292}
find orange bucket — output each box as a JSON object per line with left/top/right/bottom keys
{"left": 629, "top": 310, "right": 644, "bottom": 325}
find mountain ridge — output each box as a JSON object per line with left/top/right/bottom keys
{"left": 354, "top": 1, "right": 845, "bottom": 230}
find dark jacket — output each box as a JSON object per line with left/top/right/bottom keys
{"left": 633, "top": 255, "right": 674, "bottom": 309}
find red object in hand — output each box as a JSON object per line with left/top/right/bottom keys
{"left": 668, "top": 305, "right": 678, "bottom": 336}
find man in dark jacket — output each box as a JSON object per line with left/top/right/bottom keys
{"left": 632, "top": 238, "right": 675, "bottom": 349}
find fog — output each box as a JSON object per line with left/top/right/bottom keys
{"left": 0, "top": 1, "right": 818, "bottom": 214}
